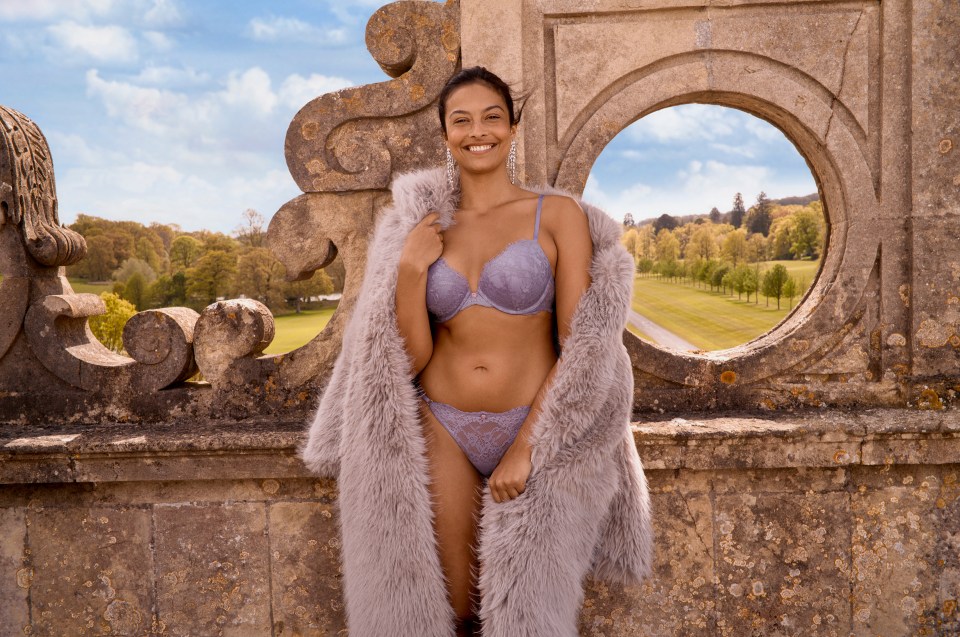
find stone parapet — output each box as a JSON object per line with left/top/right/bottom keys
{"left": 1, "top": 409, "right": 957, "bottom": 635}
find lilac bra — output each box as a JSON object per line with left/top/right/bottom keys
{"left": 426, "top": 194, "right": 555, "bottom": 323}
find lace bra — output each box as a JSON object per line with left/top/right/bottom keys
{"left": 426, "top": 194, "right": 555, "bottom": 323}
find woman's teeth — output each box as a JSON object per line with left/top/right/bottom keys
{"left": 467, "top": 144, "right": 494, "bottom": 152}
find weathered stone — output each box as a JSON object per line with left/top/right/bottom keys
{"left": 0, "top": 506, "right": 29, "bottom": 634}
{"left": 27, "top": 506, "right": 154, "bottom": 636}
{"left": 154, "top": 502, "right": 272, "bottom": 636}
{"left": 268, "top": 501, "right": 346, "bottom": 635}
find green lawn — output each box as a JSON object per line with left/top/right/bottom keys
{"left": 632, "top": 260, "right": 819, "bottom": 350}
{"left": 68, "top": 279, "right": 113, "bottom": 294}
{"left": 264, "top": 308, "right": 336, "bottom": 354}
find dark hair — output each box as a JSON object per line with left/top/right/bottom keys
{"left": 437, "top": 66, "right": 524, "bottom": 135}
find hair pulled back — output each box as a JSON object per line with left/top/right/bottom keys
{"left": 437, "top": 66, "right": 524, "bottom": 136}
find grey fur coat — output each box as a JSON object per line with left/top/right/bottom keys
{"left": 301, "top": 167, "right": 652, "bottom": 636}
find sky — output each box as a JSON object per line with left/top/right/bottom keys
{"left": 0, "top": 0, "right": 817, "bottom": 234}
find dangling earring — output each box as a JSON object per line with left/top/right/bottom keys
{"left": 507, "top": 139, "right": 517, "bottom": 184}
{"left": 445, "top": 147, "right": 458, "bottom": 190}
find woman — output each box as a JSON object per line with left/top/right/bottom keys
{"left": 302, "top": 67, "right": 651, "bottom": 637}
{"left": 395, "top": 67, "right": 593, "bottom": 633}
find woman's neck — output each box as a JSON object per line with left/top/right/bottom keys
{"left": 458, "top": 166, "right": 520, "bottom": 212}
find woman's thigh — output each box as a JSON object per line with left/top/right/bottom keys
{"left": 420, "top": 401, "right": 483, "bottom": 611}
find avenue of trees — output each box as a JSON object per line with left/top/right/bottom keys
{"left": 621, "top": 192, "right": 825, "bottom": 309}
{"left": 67, "top": 209, "right": 341, "bottom": 315}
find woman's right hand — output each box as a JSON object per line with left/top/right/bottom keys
{"left": 399, "top": 212, "right": 444, "bottom": 274}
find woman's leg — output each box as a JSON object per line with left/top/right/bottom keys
{"left": 420, "top": 401, "right": 484, "bottom": 627}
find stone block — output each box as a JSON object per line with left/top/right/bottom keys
{"left": 154, "top": 502, "right": 271, "bottom": 636}
{"left": 268, "top": 501, "right": 346, "bottom": 635}
{"left": 580, "top": 488, "right": 717, "bottom": 636}
{"left": 26, "top": 506, "right": 154, "bottom": 636}
{"left": 714, "top": 492, "right": 852, "bottom": 636}
{"left": 850, "top": 476, "right": 941, "bottom": 635}
{"left": 0, "top": 506, "right": 29, "bottom": 634}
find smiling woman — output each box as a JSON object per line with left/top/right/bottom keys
{"left": 588, "top": 104, "right": 826, "bottom": 352}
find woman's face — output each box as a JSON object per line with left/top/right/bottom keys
{"left": 443, "top": 81, "right": 515, "bottom": 177}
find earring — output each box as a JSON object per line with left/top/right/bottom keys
{"left": 445, "top": 147, "right": 457, "bottom": 190}
{"left": 507, "top": 139, "right": 517, "bottom": 184}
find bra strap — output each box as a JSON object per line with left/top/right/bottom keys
{"left": 534, "top": 194, "right": 545, "bottom": 239}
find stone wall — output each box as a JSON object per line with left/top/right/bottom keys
{"left": 1, "top": 410, "right": 957, "bottom": 635}
{"left": 1, "top": 0, "right": 959, "bottom": 634}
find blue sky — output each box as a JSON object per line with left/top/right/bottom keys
{"left": 0, "top": 0, "right": 816, "bottom": 234}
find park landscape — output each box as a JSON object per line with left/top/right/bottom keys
{"left": 57, "top": 188, "right": 825, "bottom": 357}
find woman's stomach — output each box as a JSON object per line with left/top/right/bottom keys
{"left": 418, "top": 308, "right": 557, "bottom": 412}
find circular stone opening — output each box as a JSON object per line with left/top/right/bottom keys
{"left": 586, "top": 104, "right": 826, "bottom": 352}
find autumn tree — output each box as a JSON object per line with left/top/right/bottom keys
{"left": 235, "top": 208, "right": 266, "bottom": 248}
{"left": 187, "top": 250, "right": 237, "bottom": 305}
{"left": 761, "top": 263, "right": 790, "bottom": 308}
{"left": 88, "top": 292, "right": 137, "bottom": 353}
{"left": 653, "top": 213, "right": 678, "bottom": 234}
{"left": 721, "top": 229, "right": 748, "bottom": 265}
{"left": 169, "top": 236, "right": 203, "bottom": 271}
{"left": 709, "top": 207, "right": 721, "bottom": 223}
{"left": 234, "top": 247, "right": 287, "bottom": 310}
{"left": 790, "top": 205, "right": 823, "bottom": 259}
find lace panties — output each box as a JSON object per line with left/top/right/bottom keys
{"left": 422, "top": 394, "right": 529, "bottom": 477}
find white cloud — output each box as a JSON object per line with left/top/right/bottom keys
{"left": 0, "top": 0, "right": 116, "bottom": 21}
{"left": 143, "top": 0, "right": 181, "bottom": 28}
{"left": 133, "top": 65, "right": 207, "bottom": 87}
{"left": 47, "top": 21, "right": 138, "bottom": 63}
{"left": 278, "top": 73, "right": 353, "bottom": 110}
{"left": 247, "top": 15, "right": 349, "bottom": 45}
{"left": 221, "top": 67, "right": 278, "bottom": 116}
{"left": 86, "top": 69, "right": 187, "bottom": 133}
{"left": 143, "top": 30, "right": 174, "bottom": 51}
{"left": 627, "top": 104, "right": 738, "bottom": 143}
{"left": 744, "top": 116, "right": 784, "bottom": 142}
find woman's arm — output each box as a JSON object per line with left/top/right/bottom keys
{"left": 395, "top": 212, "right": 444, "bottom": 376}
{"left": 488, "top": 195, "right": 594, "bottom": 503}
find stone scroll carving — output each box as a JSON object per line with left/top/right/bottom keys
{"left": 285, "top": 0, "right": 460, "bottom": 192}
{"left": 0, "top": 105, "right": 200, "bottom": 401}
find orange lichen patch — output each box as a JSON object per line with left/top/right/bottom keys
{"left": 301, "top": 121, "right": 320, "bottom": 141}
{"left": 950, "top": 334, "right": 960, "bottom": 348}
{"left": 940, "top": 138, "right": 954, "bottom": 154}
{"left": 833, "top": 449, "right": 851, "bottom": 464}
{"left": 409, "top": 83, "right": 425, "bottom": 102}
{"left": 944, "top": 599, "right": 957, "bottom": 616}
{"left": 720, "top": 370, "right": 736, "bottom": 384}
{"left": 917, "top": 388, "right": 944, "bottom": 410}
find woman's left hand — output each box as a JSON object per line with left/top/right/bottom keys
{"left": 489, "top": 440, "right": 533, "bottom": 503}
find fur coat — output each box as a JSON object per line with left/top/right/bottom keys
{"left": 301, "top": 167, "right": 652, "bottom": 636}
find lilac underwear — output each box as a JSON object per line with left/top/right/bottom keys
{"left": 422, "top": 395, "right": 529, "bottom": 477}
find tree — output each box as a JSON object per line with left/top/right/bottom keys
{"left": 169, "top": 236, "right": 203, "bottom": 271}
{"left": 769, "top": 217, "right": 795, "bottom": 260}
{"left": 711, "top": 263, "right": 730, "bottom": 293}
{"left": 783, "top": 276, "right": 799, "bottom": 308}
{"left": 761, "top": 263, "right": 790, "bottom": 309}
{"left": 148, "top": 272, "right": 188, "bottom": 308}
{"left": 88, "top": 292, "right": 137, "bottom": 354}
{"left": 284, "top": 269, "right": 335, "bottom": 313}
{"left": 113, "top": 258, "right": 157, "bottom": 285}
{"left": 654, "top": 228, "right": 680, "bottom": 275}
{"left": 234, "top": 248, "right": 287, "bottom": 310}
{"left": 187, "top": 250, "right": 237, "bottom": 305}
{"left": 790, "top": 206, "right": 823, "bottom": 259}
{"left": 721, "top": 229, "right": 748, "bottom": 265}
{"left": 689, "top": 226, "right": 717, "bottom": 261}
{"left": 122, "top": 272, "right": 149, "bottom": 310}
{"left": 730, "top": 192, "right": 746, "bottom": 228}
{"left": 746, "top": 191, "right": 773, "bottom": 236}
{"left": 235, "top": 208, "right": 266, "bottom": 248}
{"left": 653, "top": 213, "right": 678, "bottom": 234}
{"left": 709, "top": 207, "right": 721, "bottom": 223}
{"left": 621, "top": 228, "right": 639, "bottom": 259}
{"left": 82, "top": 235, "right": 117, "bottom": 281}
{"left": 622, "top": 213, "right": 635, "bottom": 228}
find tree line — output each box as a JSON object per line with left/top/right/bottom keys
{"left": 621, "top": 192, "right": 825, "bottom": 309}
{"left": 67, "top": 209, "right": 341, "bottom": 315}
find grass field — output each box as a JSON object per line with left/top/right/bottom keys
{"left": 632, "top": 259, "right": 820, "bottom": 351}
{"left": 68, "top": 279, "right": 113, "bottom": 294}
{"left": 264, "top": 309, "right": 335, "bottom": 354}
